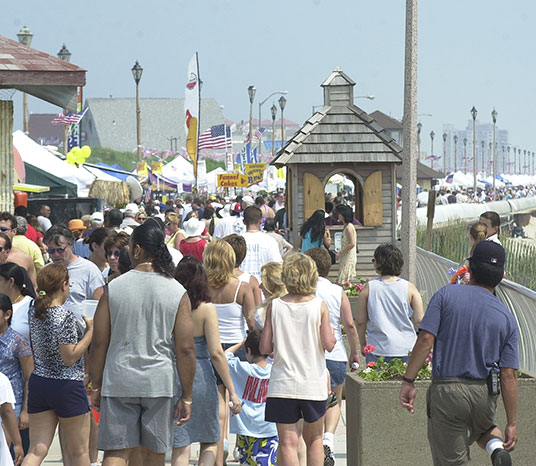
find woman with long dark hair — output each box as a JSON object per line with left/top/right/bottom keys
{"left": 90, "top": 222, "right": 196, "bottom": 466}
{"left": 0, "top": 263, "right": 35, "bottom": 340}
{"left": 23, "top": 264, "right": 93, "bottom": 466}
{"left": 334, "top": 204, "right": 357, "bottom": 284}
{"left": 299, "top": 210, "right": 331, "bottom": 253}
{"left": 172, "top": 256, "right": 241, "bottom": 466}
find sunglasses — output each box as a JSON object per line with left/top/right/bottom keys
{"left": 48, "top": 247, "right": 66, "bottom": 255}
{"left": 106, "top": 250, "right": 120, "bottom": 258}
{"left": 0, "top": 227, "right": 11, "bottom": 232}
{"left": 138, "top": 216, "right": 147, "bottom": 221}
{"left": 0, "top": 247, "right": 4, "bottom": 252}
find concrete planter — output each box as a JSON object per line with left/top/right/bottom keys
{"left": 347, "top": 295, "right": 359, "bottom": 321}
{"left": 345, "top": 372, "right": 536, "bottom": 466}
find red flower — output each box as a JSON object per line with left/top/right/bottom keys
{"left": 366, "top": 361, "right": 376, "bottom": 368}
{"left": 362, "top": 344, "right": 375, "bottom": 355}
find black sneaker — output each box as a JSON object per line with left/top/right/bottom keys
{"left": 324, "top": 444, "right": 335, "bottom": 466}
{"left": 491, "top": 448, "right": 512, "bottom": 466}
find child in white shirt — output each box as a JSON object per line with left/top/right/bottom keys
{"left": 0, "top": 371, "right": 22, "bottom": 466}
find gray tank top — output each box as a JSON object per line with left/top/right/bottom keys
{"left": 366, "top": 277, "right": 417, "bottom": 357}
{"left": 102, "top": 270, "right": 186, "bottom": 397}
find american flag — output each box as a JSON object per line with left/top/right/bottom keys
{"left": 198, "top": 124, "right": 232, "bottom": 150}
{"left": 254, "top": 127, "right": 266, "bottom": 140}
{"left": 51, "top": 108, "right": 88, "bottom": 126}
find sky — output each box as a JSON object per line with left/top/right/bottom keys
{"left": 2, "top": 0, "right": 536, "bottom": 153}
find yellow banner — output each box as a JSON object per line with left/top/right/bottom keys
{"left": 245, "top": 162, "right": 266, "bottom": 186}
{"left": 137, "top": 162, "right": 148, "bottom": 176}
{"left": 151, "top": 161, "right": 163, "bottom": 174}
{"left": 217, "top": 173, "right": 248, "bottom": 188}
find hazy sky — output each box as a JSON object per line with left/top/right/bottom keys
{"left": 3, "top": 0, "right": 535, "bottom": 152}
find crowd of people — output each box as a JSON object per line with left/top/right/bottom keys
{"left": 0, "top": 191, "right": 521, "bottom": 466}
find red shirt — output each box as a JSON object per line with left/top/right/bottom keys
{"left": 179, "top": 238, "right": 207, "bottom": 263}
{"left": 24, "top": 224, "right": 39, "bottom": 243}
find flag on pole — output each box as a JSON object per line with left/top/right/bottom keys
{"left": 198, "top": 124, "right": 232, "bottom": 150}
{"left": 254, "top": 127, "right": 265, "bottom": 140}
{"left": 252, "top": 147, "right": 258, "bottom": 163}
{"left": 184, "top": 53, "right": 200, "bottom": 178}
{"left": 51, "top": 108, "right": 88, "bottom": 125}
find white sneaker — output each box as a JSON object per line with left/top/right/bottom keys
{"left": 233, "top": 446, "right": 241, "bottom": 461}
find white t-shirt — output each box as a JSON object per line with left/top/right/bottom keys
{"left": 0, "top": 372, "right": 15, "bottom": 466}
{"left": 240, "top": 231, "right": 282, "bottom": 279}
{"left": 11, "top": 295, "right": 32, "bottom": 341}
{"left": 213, "top": 215, "right": 245, "bottom": 238}
{"left": 316, "top": 277, "right": 347, "bottom": 362}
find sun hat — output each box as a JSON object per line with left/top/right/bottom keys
{"left": 183, "top": 217, "right": 205, "bottom": 238}
{"left": 68, "top": 219, "right": 86, "bottom": 231}
{"left": 468, "top": 241, "right": 505, "bottom": 267}
{"left": 122, "top": 203, "right": 139, "bottom": 215}
{"left": 242, "top": 195, "right": 255, "bottom": 207}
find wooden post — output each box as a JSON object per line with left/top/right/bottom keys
{"left": 425, "top": 190, "right": 436, "bottom": 250}
{"left": 0, "top": 101, "right": 14, "bottom": 212}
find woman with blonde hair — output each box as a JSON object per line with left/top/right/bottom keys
{"left": 449, "top": 222, "right": 488, "bottom": 285}
{"left": 255, "top": 262, "right": 287, "bottom": 327}
{"left": 204, "top": 239, "right": 255, "bottom": 466}
{"left": 260, "top": 253, "right": 335, "bottom": 466}
{"left": 166, "top": 213, "right": 186, "bottom": 250}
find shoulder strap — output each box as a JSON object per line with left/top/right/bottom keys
{"left": 233, "top": 280, "right": 242, "bottom": 303}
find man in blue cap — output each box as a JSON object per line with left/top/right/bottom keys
{"left": 400, "top": 241, "right": 518, "bottom": 466}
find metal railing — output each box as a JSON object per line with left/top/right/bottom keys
{"left": 416, "top": 247, "right": 536, "bottom": 375}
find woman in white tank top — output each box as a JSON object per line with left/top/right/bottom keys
{"left": 356, "top": 244, "right": 424, "bottom": 363}
{"left": 204, "top": 239, "right": 256, "bottom": 466}
{"left": 260, "top": 253, "right": 335, "bottom": 466}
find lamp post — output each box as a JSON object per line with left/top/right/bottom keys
{"left": 463, "top": 138, "right": 468, "bottom": 174}
{"left": 501, "top": 146, "right": 505, "bottom": 175}
{"left": 524, "top": 149, "right": 527, "bottom": 174}
{"left": 57, "top": 44, "right": 72, "bottom": 154}
{"left": 417, "top": 122, "right": 422, "bottom": 160}
{"left": 481, "top": 140, "right": 485, "bottom": 174}
{"left": 258, "top": 90, "right": 287, "bottom": 157}
{"left": 246, "top": 85, "right": 256, "bottom": 159}
{"left": 453, "top": 134, "right": 458, "bottom": 172}
{"left": 491, "top": 109, "right": 497, "bottom": 195}
{"left": 131, "top": 60, "right": 143, "bottom": 163}
{"left": 279, "top": 95, "right": 286, "bottom": 149}
{"left": 507, "top": 146, "right": 511, "bottom": 174}
{"left": 17, "top": 26, "right": 33, "bottom": 134}
{"left": 271, "top": 103, "right": 277, "bottom": 159}
{"left": 471, "top": 107, "right": 477, "bottom": 191}
{"left": 429, "top": 130, "right": 435, "bottom": 169}
{"left": 442, "top": 132, "right": 447, "bottom": 175}
{"left": 513, "top": 147, "right": 517, "bottom": 173}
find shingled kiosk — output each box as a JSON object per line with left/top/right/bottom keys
{"left": 0, "top": 34, "right": 85, "bottom": 211}
{"left": 271, "top": 67, "right": 402, "bottom": 277}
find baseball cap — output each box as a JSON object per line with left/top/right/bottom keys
{"left": 241, "top": 195, "right": 254, "bottom": 207}
{"left": 468, "top": 241, "right": 505, "bottom": 267}
{"left": 91, "top": 211, "right": 104, "bottom": 223}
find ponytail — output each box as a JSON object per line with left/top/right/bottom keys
{"left": 131, "top": 222, "right": 174, "bottom": 277}
{"left": 34, "top": 264, "right": 69, "bottom": 320}
{"left": 0, "top": 262, "right": 32, "bottom": 297}
{"left": 153, "top": 242, "right": 174, "bottom": 277}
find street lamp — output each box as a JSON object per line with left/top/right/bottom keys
{"left": 507, "top": 146, "right": 511, "bottom": 174}
{"left": 442, "top": 132, "right": 447, "bottom": 175}
{"left": 279, "top": 95, "right": 287, "bottom": 149}
{"left": 131, "top": 60, "right": 143, "bottom": 162}
{"left": 471, "top": 106, "right": 478, "bottom": 192}
{"left": 481, "top": 140, "right": 485, "bottom": 174}
{"left": 524, "top": 149, "right": 527, "bottom": 174}
{"left": 513, "top": 147, "right": 517, "bottom": 174}
{"left": 429, "top": 130, "right": 435, "bottom": 169}
{"left": 17, "top": 26, "right": 33, "bottom": 134}
{"left": 258, "top": 90, "right": 287, "bottom": 157}
{"left": 453, "top": 134, "right": 458, "bottom": 173}
{"left": 417, "top": 122, "right": 422, "bottom": 161}
{"left": 491, "top": 109, "right": 497, "bottom": 195}
{"left": 271, "top": 104, "right": 277, "bottom": 159}
{"left": 246, "top": 85, "right": 256, "bottom": 161}
{"left": 57, "top": 43, "right": 71, "bottom": 62}
{"left": 463, "top": 138, "right": 468, "bottom": 174}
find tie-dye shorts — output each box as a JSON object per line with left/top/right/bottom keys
{"left": 236, "top": 434, "right": 278, "bottom": 466}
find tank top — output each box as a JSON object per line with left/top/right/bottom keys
{"left": 300, "top": 230, "right": 323, "bottom": 253}
{"left": 366, "top": 278, "right": 416, "bottom": 357}
{"left": 237, "top": 272, "right": 251, "bottom": 284}
{"left": 316, "top": 277, "right": 347, "bottom": 362}
{"left": 215, "top": 282, "right": 247, "bottom": 343}
{"left": 267, "top": 296, "right": 328, "bottom": 400}
{"left": 103, "top": 270, "right": 186, "bottom": 397}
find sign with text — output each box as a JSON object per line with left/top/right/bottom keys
{"left": 217, "top": 173, "right": 248, "bottom": 187}
{"left": 245, "top": 163, "right": 266, "bottom": 186}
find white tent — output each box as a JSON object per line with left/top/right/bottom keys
{"left": 161, "top": 156, "right": 195, "bottom": 184}
{"left": 13, "top": 130, "right": 117, "bottom": 196}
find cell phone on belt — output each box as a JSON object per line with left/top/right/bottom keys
{"left": 487, "top": 364, "right": 500, "bottom": 396}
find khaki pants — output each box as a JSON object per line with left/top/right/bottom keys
{"left": 427, "top": 378, "right": 497, "bottom": 465}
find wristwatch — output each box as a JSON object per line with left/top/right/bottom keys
{"left": 402, "top": 376, "right": 415, "bottom": 384}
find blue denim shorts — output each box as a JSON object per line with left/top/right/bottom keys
{"left": 28, "top": 374, "right": 89, "bottom": 418}
{"left": 326, "top": 360, "right": 347, "bottom": 387}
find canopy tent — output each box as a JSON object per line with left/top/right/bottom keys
{"left": 161, "top": 156, "right": 195, "bottom": 184}
{"left": 96, "top": 162, "right": 131, "bottom": 181}
{"left": 13, "top": 130, "right": 117, "bottom": 197}
{"left": 24, "top": 163, "right": 77, "bottom": 196}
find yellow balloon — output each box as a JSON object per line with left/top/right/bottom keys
{"left": 81, "top": 145, "right": 91, "bottom": 159}
{"left": 71, "top": 147, "right": 82, "bottom": 158}
{"left": 66, "top": 151, "right": 76, "bottom": 164}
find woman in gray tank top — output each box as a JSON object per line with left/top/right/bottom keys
{"left": 90, "top": 222, "right": 196, "bottom": 466}
{"left": 356, "top": 244, "right": 424, "bottom": 364}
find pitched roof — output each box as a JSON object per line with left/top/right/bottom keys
{"left": 0, "top": 35, "right": 85, "bottom": 111}
{"left": 369, "top": 110, "right": 402, "bottom": 130}
{"left": 396, "top": 161, "right": 443, "bottom": 180}
{"left": 84, "top": 97, "right": 225, "bottom": 153}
